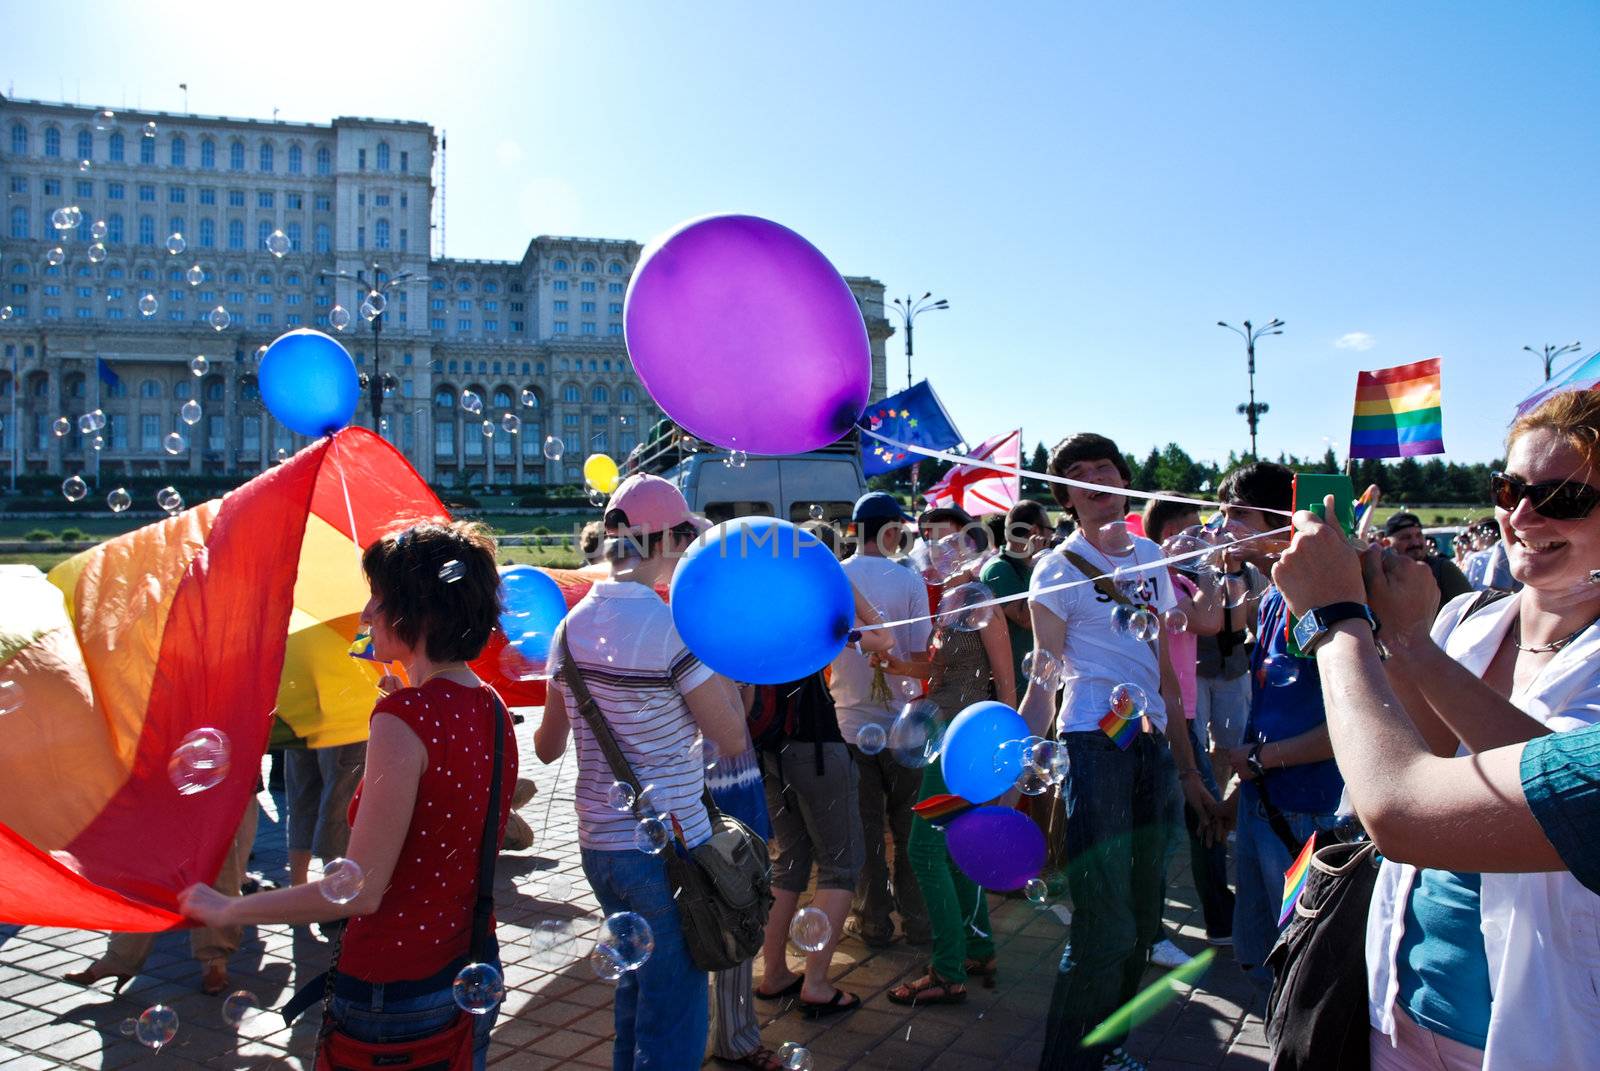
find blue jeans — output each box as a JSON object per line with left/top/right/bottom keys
{"left": 582, "top": 847, "right": 709, "bottom": 1071}
{"left": 1233, "top": 785, "right": 1343, "bottom": 989}
{"left": 328, "top": 975, "right": 496, "bottom": 1071}
{"left": 1041, "top": 731, "right": 1179, "bottom": 1071}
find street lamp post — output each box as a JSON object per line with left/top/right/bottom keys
{"left": 317, "top": 265, "right": 414, "bottom": 434}
{"left": 1217, "top": 318, "right": 1284, "bottom": 460}
{"left": 888, "top": 292, "right": 950, "bottom": 390}
{"left": 1525, "top": 341, "right": 1582, "bottom": 382}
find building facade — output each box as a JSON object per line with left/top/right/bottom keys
{"left": 0, "top": 96, "right": 892, "bottom": 489}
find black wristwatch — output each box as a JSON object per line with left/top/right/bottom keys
{"left": 1292, "top": 601, "right": 1379, "bottom": 655}
{"left": 1246, "top": 742, "right": 1267, "bottom": 780}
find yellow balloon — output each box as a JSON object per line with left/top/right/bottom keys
{"left": 584, "top": 453, "right": 620, "bottom": 494}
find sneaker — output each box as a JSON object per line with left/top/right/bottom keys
{"left": 1206, "top": 933, "right": 1234, "bottom": 947}
{"left": 1150, "top": 939, "right": 1193, "bottom": 970}
{"left": 1102, "top": 1047, "right": 1148, "bottom": 1070}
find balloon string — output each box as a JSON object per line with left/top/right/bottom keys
{"left": 858, "top": 426, "right": 1293, "bottom": 517}
{"left": 857, "top": 525, "right": 1292, "bottom": 632}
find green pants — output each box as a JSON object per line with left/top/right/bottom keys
{"left": 907, "top": 756, "right": 995, "bottom": 983}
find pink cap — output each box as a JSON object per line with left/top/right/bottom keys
{"left": 605, "top": 474, "right": 693, "bottom": 534}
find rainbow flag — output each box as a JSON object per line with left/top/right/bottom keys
{"left": 1279, "top": 832, "right": 1318, "bottom": 926}
{"left": 912, "top": 793, "right": 977, "bottom": 828}
{"left": 1352, "top": 484, "right": 1380, "bottom": 538}
{"left": 1350, "top": 358, "right": 1445, "bottom": 459}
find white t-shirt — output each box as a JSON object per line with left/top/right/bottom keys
{"left": 1029, "top": 532, "right": 1177, "bottom": 735}
{"left": 830, "top": 554, "right": 934, "bottom": 745}
{"left": 546, "top": 580, "right": 716, "bottom": 852}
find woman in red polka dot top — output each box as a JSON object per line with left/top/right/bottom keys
{"left": 181, "top": 521, "right": 518, "bottom": 1070}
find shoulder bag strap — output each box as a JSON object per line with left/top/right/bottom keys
{"left": 470, "top": 693, "right": 507, "bottom": 961}
{"left": 1059, "top": 548, "right": 1136, "bottom": 606}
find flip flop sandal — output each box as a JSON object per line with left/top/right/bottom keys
{"left": 800, "top": 989, "right": 861, "bottom": 1019}
{"left": 887, "top": 971, "right": 968, "bottom": 1006}
{"left": 754, "top": 975, "right": 803, "bottom": 1000}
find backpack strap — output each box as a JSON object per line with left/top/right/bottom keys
{"left": 1059, "top": 549, "right": 1138, "bottom": 606}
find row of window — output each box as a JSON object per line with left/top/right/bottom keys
{"left": 8, "top": 206, "right": 412, "bottom": 255}
{"left": 428, "top": 384, "right": 636, "bottom": 408}
{"left": 7, "top": 124, "right": 413, "bottom": 176}
{"left": 548, "top": 258, "right": 626, "bottom": 275}
{"left": 7, "top": 176, "right": 339, "bottom": 215}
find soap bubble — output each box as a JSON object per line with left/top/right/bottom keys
{"left": 777, "top": 1042, "right": 815, "bottom": 1071}
{"left": 163, "top": 431, "right": 187, "bottom": 454}
{"left": 181, "top": 399, "right": 202, "bottom": 424}
{"left": 500, "top": 412, "right": 521, "bottom": 434}
{"left": 1024, "top": 877, "right": 1048, "bottom": 904}
{"left": 138, "top": 292, "right": 158, "bottom": 317}
{"left": 439, "top": 559, "right": 466, "bottom": 583}
{"left": 189, "top": 354, "right": 209, "bottom": 376}
{"left": 166, "top": 232, "right": 186, "bottom": 256}
{"left": 633, "top": 815, "right": 669, "bottom": 855}
{"left": 135, "top": 1005, "right": 178, "bottom": 1050}
{"left": 320, "top": 857, "right": 365, "bottom": 904}
{"left": 599, "top": 911, "right": 656, "bottom": 970}
{"left": 143, "top": 120, "right": 158, "bottom": 138}
{"left": 106, "top": 487, "right": 132, "bottom": 512}
{"left": 451, "top": 963, "right": 504, "bottom": 1014}
{"left": 0, "top": 306, "right": 11, "bottom": 320}
{"left": 529, "top": 917, "right": 579, "bottom": 967}
{"left": 84, "top": 241, "right": 107, "bottom": 264}
{"left": 208, "top": 306, "right": 230, "bottom": 331}
{"left": 520, "top": 388, "right": 537, "bottom": 407}
{"left": 856, "top": 721, "right": 887, "bottom": 756}
{"left": 607, "top": 781, "right": 636, "bottom": 813}
{"left": 362, "top": 289, "right": 385, "bottom": 316}
{"left": 808, "top": 503, "right": 825, "bottom": 520}
{"left": 264, "top": 229, "right": 290, "bottom": 258}
{"left": 1098, "top": 520, "right": 1135, "bottom": 555}
{"left": 89, "top": 408, "right": 106, "bottom": 431}
{"left": 254, "top": 344, "right": 268, "bottom": 362}
{"left": 51, "top": 206, "right": 78, "bottom": 231}
{"left": 186, "top": 263, "right": 204, "bottom": 286}
{"left": 993, "top": 737, "right": 1027, "bottom": 775}
{"left": 0, "top": 679, "right": 23, "bottom": 716}
{"left": 168, "top": 727, "right": 230, "bottom": 793}
{"left": 1016, "top": 764, "right": 1051, "bottom": 796}
{"left": 90, "top": 435, "right": 104, "bottom": 451}
{"left": 1262, "top": 653, "right": 1301, "bottom": 688}
{"left": 888, "top": 700, "right": 941, "bottom": 767}
{"left": 723, "top": 449, "right": 748, "bottom": 469}
{"left": 1110, "top": 603, "right": 1136, "bottom": 638}
{"left": 94, "top": 109, "right": 116, "bottom": 131}
{"left": 1128, "top": 608, "right": 1161, "bottom": 643}
{"left": 543, "top": 435, "right": 565, "bottom": 461}
{"left": 220, "top": 990, "right": 261, "bottom": 1029}
{"left": 61, "top": 475, "right": 88, "bottom": 501}
{"left": 936, "top": 581, "right": 995, "bottom": 631}
{"left": 634, "top": 783, "right": 659, "bottom": 815}
{"left": 118, "top": 1018, "right": 136, "bottom": 1037}
{"left": 480, "top": 420, "right": 494, "bottom": 439}
{"left": 590, "top": 944, "right": 625, "bottom": 982}
{"left": 156, "top": 486, "right": 183, "bottom": 513}
{"left": 460, "top": 389, "right": 482, "bottom": 414}
{"left": 1108, "top": 683, "right": 1148, "bottom": 720}
{"left": 1022, "top": 648, "right": 1062, "bottom": 688}
{"left": 90, "top": 219, "right": 108, "bottom": 240}
{"left": 46, "top": 246, "right": 65, "bottom": 267}
{"left": 329, "top": 304, "right": 351, "bottom": 331}
{"left": 1162, "top": 609, "right": 1189, "bottom": 634}
{"left": 788, "top": 907, "right": 832, "bottom": 953}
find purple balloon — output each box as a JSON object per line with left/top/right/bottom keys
{"left": 944, "top": 805, "right": 1046, "bottom": 892}
{"left": 624, "top": 214, "right": 871, "bottom": 456}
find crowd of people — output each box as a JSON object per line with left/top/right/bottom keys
{"left": 53, "top": 390, "right": 1600, "bottom": 1071}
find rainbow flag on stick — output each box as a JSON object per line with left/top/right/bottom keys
{"left": 1350, "top": 357, "right": 1445, "bottom": 459}
{"left": 1279, "top": 832, "right": 1318, "bottom": 926}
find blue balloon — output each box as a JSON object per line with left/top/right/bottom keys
{"left": 941, "top": 700, "right": 1030, "bottom": 803}
{"left": 670, "top": 517, "right": 853, "bottom": 684}
{"left": 258, "top": 329, "right": 360, "bottom": 437}
{"left": 499, "top": 565, "right": 569, "bottom": 670}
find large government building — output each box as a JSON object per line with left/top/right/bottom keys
{"left": 0, "top": 96, "right": 893, "bottom": 488}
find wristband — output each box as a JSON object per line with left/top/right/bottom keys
{"left": 1246, "top": 742, "right": 1268, "bottom": 780}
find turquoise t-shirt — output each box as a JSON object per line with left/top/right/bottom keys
{"left": 1395, "top": 869, "right": 1492, "bottom": 1050}
{"left": 1522, "top": 723, "right": 1600, "bottom": 897}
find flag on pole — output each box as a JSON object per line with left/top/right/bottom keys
{"left": 922, "top": 428, "right": 1021, "bottom": 517}
{"left": 1349, "top": 358, "right": 1445, "bottom": 460}
{"left": 96, "top": 359, "right": 120, "bottom": 389}
{"left": 861, "top": 380, "right": 963, "bottom": 477}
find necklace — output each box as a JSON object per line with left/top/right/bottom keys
{"left": 1512, "top": 619, "right": 1592, "bottom": 654}
{"left": 416, "top": 664, "right": 468, "bottom": 686}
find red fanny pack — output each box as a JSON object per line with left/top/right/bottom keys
{"left": 316, "top": 1013, "right": 474, "bottom": 1071}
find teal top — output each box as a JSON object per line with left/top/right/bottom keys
{"left": 1395, "top": 869, "right": 1492, "bottom": 1050}
{"left": 1522, "top": 723, "right": 1600, "bottom": 897}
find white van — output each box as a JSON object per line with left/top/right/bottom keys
{"left": 622, "top": 422, "right": 867, "bottom": 526}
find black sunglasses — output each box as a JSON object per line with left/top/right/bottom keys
{"left": 1491, "top": 472, "right": 1600, "bottom": 521}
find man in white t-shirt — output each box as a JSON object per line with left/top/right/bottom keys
{"left": 1019, "top": 434, "right": 1219, "bottom": 1071}
{"left": 829, "top": 491, "right": 934, "bottom": 947}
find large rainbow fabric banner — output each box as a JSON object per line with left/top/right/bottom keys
{"left": 0, "top": 428, "right": 445, "bottom": 930}
{"left": 1349, "top": 357, "right": 1445, "bottom": 459}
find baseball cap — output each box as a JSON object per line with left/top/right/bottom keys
{"left": 852, "top": 491, "right": 912, "bottom": 523}
{"left": 605, "top": 474, "right": 694, "bottom": 534}
{"left": 1383, "top": 512, "right": 1423, "bottom": 537}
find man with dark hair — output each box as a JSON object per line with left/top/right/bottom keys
{"left": 981, "top": 499, "right": 1054, "bottom": 687}
{"left": 1215, "top": 462, "right": 1349, "bottom": 990}
{"left": 831, "top": 492, "right": 933, "bottom": 947}
{"left": 1023, "top": 434, "right": 1218, "bottom": 1071}
{"left": 1382, "top": 512, "right": 1473, "bottom": 613}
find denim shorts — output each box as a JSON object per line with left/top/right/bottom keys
{"left": 327, "top": 973, "right": 496, "bottom": 1071}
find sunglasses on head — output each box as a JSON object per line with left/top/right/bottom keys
{"left": 1490, "top": 472, "right": 1600, "bottom": 521}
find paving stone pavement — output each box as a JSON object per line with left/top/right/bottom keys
{"left": 0, "top": 714, "right": 1270, "bottom": 1070}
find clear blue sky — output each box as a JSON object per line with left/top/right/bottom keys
{"left": 3, "top": 1, "right": 1595, "bottom": 465}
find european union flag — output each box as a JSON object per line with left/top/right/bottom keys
{"left": 860, "top": 380, "right": 963, "bottom": 477}
{"left": 96, "top": 358, "right": 120, "bottom": 389}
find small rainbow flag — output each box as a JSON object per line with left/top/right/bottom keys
{"left": 1279, "top": 832, "right": 1318, "bottom": 926}
{"left": 1352, "top": 484, "right": 1380, "bottom": 538}
{"left": 1350, "top": 357, "right": 1445, "bottom": 460}
{"left": 912, "top": 793, "right": 977, "bottom": 827}
{"left": 1099, "top": 689, "right": 1143, "bottom": 750}
{"left": 347, "top": 629, "right": 380, "bottom": 662}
